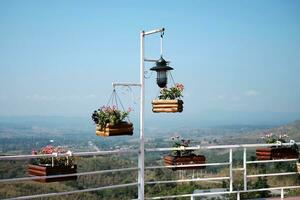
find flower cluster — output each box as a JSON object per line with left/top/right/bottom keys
{"left": 261, "top": 132, "right": 289, "bottom": 144}
{"left": 91, "top": 106, "right": 131, "bottom": 129}
{"left": 31, "top": 145, "right": 74, "bottom": 167}
{"left": 171, "top": 136, "right": 194, "bottom": 157}
{"left": 159, "top": 83, "right": 184, "bottom": 100}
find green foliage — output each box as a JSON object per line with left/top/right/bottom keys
{"left": 170, "top": 136, "right": 193, "bottom": 156}
{"left": 159, "top": 83, "right": 184, "bottom": 100}
{"left": 91, "top": 106, "right": 130, "bottom": 129}
{"left": 31, "top": 145, "right": 75, "bottom": 167}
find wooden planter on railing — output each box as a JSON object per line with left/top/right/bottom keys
{"left": 96, "top": 122, "right": 133, "bottom": 137}
{"left": 28, "top": 164, "right": 77, "bottom": 183}
{"left": 152, "top": 99, "right": 183, "bottom": 113}
{"left": 256, "top": 147, "right": 299, "bottom": 160}
{"left": 163, "top": 155, "right": 206, "bottom": 170}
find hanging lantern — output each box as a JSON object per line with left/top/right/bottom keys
{"left": 150, "top": 56, "right": 173, "bottom": 88}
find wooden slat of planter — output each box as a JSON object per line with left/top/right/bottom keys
{"left": 163, "top": 155, "right": 206, "bottom": 170}
{"left": 256, "top": 155, "right": 272, "bottom": 160}
{"left": 152, "top": 108, "right": 183, "bottom": 113}
{"left": 96, "top": 131, "right": 133, "bottom": 137}
{"left": 152, "top": 99, "right": 183, "bottom": 104}
{"left": 96, "top": 122, "right": 133, "bottom": 137}
{"left": 152, "top": 104, "right": 183, "bottom": 108}
{"left": 256, "top": 147, "right": 299, "bottom": 160}
{"left": 106, "top": 122, "right": 133, "bottom": 129}
{"left": 256, "top": 151, "right": 271, "bottom": 156}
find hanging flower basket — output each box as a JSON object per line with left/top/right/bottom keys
{"left": 152, "top": 99, "right": 183, "bottom": 113}
{"left": 92, "top": 104, "right": 134, "bottom": 137}
{"left": 28, "top": 164, "right": 77, "bottom": 183}
{"left": 152, "top": 83, "right": 184, "bottom": 113}
{"left": 256, "top": 146, "right": 299, "bottom": 160}
{"left": 28, "top": 145, "right": 77, "bottom": 182}
{"left": 96, "top": 121, "right": 133, "bottom": 137}
{"left": 163, "top": 154, "right": 206, "bottom": 170}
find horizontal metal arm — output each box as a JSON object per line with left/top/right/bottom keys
{"left": 112, "top": 82, "right": 141, "bottom": 88}
{"left": 144, "top": 58, "right": 170, "bottom": 63}
{"left": 143, "top": 28, "right": 165, "bottom": 36}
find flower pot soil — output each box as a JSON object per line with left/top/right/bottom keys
{"left": 96, "top": 122, "right": 133, "bottom": 137}
{"left": 152, "top": 99, "right": 183, "bottom": 113}
{"left": 28, "top": 164, "right": 77, "bottom": 183}
{"left": 163, "top": 155, "right": 205, "bottom": 170}
{"left": 256, "top": 147, "right": 299, "bottom": 160}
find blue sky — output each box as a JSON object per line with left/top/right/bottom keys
{"left": 0, "top": 1, "right": 300, "bottom": 126}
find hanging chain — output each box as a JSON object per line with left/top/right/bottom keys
{"left": 160, "top": 31, "right": 164, "bottom": 57}
{"left": 169, "top": 71, "right": 176, "bottom": 86}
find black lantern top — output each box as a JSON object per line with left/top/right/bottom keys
{"left": 150, "top": 57, "right": 173, "bottom": 88}
{"left": 150, "top": 57, "right": 173, "bottom": 72}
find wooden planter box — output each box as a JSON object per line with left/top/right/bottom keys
{"left": 163, "top": 155, "right": 206, "bottom": 170}
{"left": 28, "top": 164, "right": 77, "bottom": 183}
{"left": 152, "top": 99, "right": 183, "bottom": 113}
{"left": 256, "top": 147, "right": 299, "bottom": 160}
{"left": 96, "top": 122, "right": 133, "bottom": 137}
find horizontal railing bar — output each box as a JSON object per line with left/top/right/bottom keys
{"left": 146, "top": 176, "right": 229, "bottom": 185}
{"left": 232, "top": 168, "right": 244, "bottom": 171}
{"left": 247, "top": 158, "right": 298, "bottom": 164}
{"left": 146, "top": 142, "right": 300, "bottom": 152}
{"left": 145, "top": 162, "right": 230, "bottom": 170}
{"left": 0, "top": 149, "right": 138, "bottom": 161}
{"left": 3, "top": 182, "right": 138, "bottom": 200}
{"left": 0, "top": 167, "right": 139, "bottom": 183}
{"left": 1, "top": 142, "right": 299, "bottom": 161}
{"left": 146, "top": 191, "right": 232, "bottom": 199}
{"left": 147, "top": 185, "right": 300, "bottom": 199}
{"left": 247, "top": 172, "right": 298, "bottom": 178}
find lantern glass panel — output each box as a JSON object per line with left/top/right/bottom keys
{"left": 156, "top": 71, "right": 167, "bottom": 88}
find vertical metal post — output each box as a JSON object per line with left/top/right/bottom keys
{"left": 229, "top": 148, "right": 233, "bottom": 192}
{"left": 237, "top": 192, "right": 240, "bottom": 200}
{"left": 138, "top": 31, "right": 145, "bottom": 200}
{"left": 281, "top": 188, "right": 284, "bottom": 199}
{"left": 243, "top": 148, "right": 247, "bottom": 191}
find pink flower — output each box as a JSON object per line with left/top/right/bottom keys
{"left": 128, "top": 107, "right": 133, "bottom": 112}
{"left": 175, "top": 83, "right": 184, "bottom": 92}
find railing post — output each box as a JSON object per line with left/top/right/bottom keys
{"left": 243, "top": 148, "right": 247, "bottom": 191}
{"left": 237, "top": 192, "right": 240, "bottom": 200}
{"left": 229, "top": 148, "right": 233, "bottom": 192}
{"left": 281, "top": 188, "right": 284, "bottom": 199}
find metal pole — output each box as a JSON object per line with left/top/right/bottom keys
{"left": 138, "top": 30, "right": 145, "bottom": 200}
{"left": 229, "top": 148, "right": 233, "bottom": 192}
{"left": 243, "top": 148, "right": 247, "bottom": 191}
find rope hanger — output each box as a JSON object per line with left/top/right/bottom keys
{"left": 106, "top": 88, "right": 130, "bottom": 122}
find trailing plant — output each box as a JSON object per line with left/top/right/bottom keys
{"left": 261, "top": 131, "right": 298, "bottom": 151}
{"left": 159, "top": 83, "right": 184, "bottom": 100}
{"left": 91, "top": 106, "right": 132, "bottom": 129}
{"left": 171, "top": 136, "right": 193, "bottom": 157}
{"left": 31, "top": 145, "right": 74, "bottom": 167}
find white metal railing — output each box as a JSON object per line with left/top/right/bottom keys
{"left": 0, "top": 142, "right": 299, "bottom": 199}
